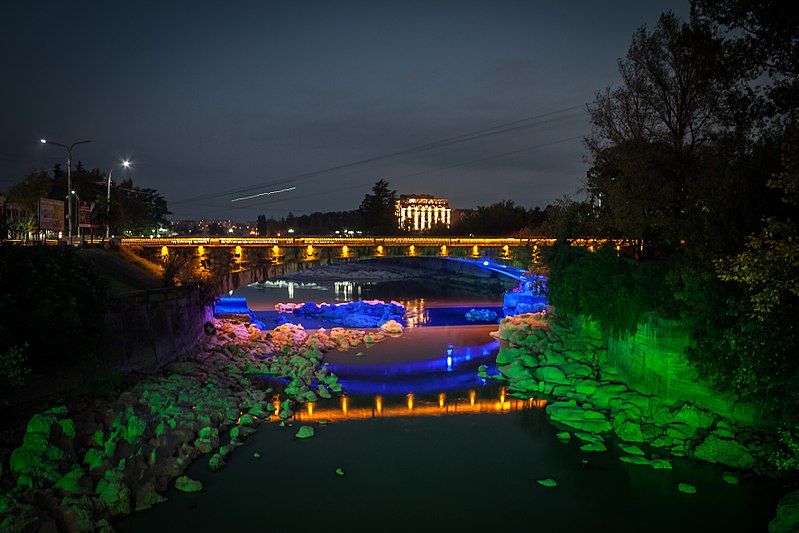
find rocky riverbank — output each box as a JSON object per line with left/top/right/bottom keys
{"left": 0, "top": 318, "right": 403, "bottom": 532}
{"left": 486, "top": 313, "right": 799, "bottom": 531}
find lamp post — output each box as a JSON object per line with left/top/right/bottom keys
{"left": 40, "top": 138, "right": 92, "bottom": 240}
{"left": 70, "top": 190, "right": 80, "bottom": 241}
{"left": 106, "top": 160, "right": 131, "bottom": 240}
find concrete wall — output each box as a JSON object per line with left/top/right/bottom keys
{"left": 98, "top": 286, "right": 212, "bottom": 374}
{"left": 577, "top": 315, "right": 762, "bottom": 426}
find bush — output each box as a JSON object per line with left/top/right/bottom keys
{"left": 548, "top": 244, "right": 676, "bottom": 337}
{"left": 0, "top": 246, "right": 107, "bottom": 372}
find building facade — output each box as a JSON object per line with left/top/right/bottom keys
{"left": 396, "top": 194, "right": 451, "bottom": 231}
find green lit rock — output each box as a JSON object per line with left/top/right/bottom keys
{"left": 651, "top": 459, "right": 672, "bottom": 470}
{"left": 769, "top": 490, "right": 799, "bottom": 533}
{"left": 60, "top": 502, "right": 94, "bottom": 532}
{"left": 678, "top": 483, "right": 696, "bottom": 494}
{"left": 546, "top": 401, "right": 612, "bottom": 434}
{"left": 498, "top": 361, "right": 532, "bottom": 381}
{"left": 208, "top": 453, "right": 225, "bottom": 472}
{"left": 580, "top": 442, "right": 607, "bottom": 453}
{"left": 693, "top": 435, "right": 755, "bottom": 469}
{"left": 673, "top": 404, "right": 714, "bottom": 430}
{"left": 239, "top": 414, "right": 255, "bottom": 426}
{"left": 722, "top": 472, "right": 739, "bottom": 484}
{"left": 253, "top": 452, "right": 261, "bottom": 458}
{"left": 175, "top": 476, "right": 203, "bottom": 492}
{"left": 620, "top": 455, "right": 650, "bottom": 466}
{"left": 556, "top": 432, "right": 571, "bottom": 442}
{"left": 534, "top": 366, "right": 569, "bottom": 385}
{"left": 575, "top": 380, "right": 600, "bottom": 396}
{"left": 96, "top": 476, "right": 132, "bottom": 516}
{"left": 536, "top": 478, "right": 557, "bottom": 487}
{"left": 619, "top": 444, "right": 645, "bottom": 456}
{"left": 57, "top": 419, "right": 76, "bottom": 439}
{"left": 54, "top": 468, "right": 91, "bottom": 495}
{"left": 336, "top": 468, "right": 345, "bottom": 476}
{"left": 83, "top": 448, "right": 105, "bottom": 471}
{"left": 496, "top": 347, "right": 527, "bottom": 365}
{"left": 125, "top": 416, "right": 147, "bottom": 444}
{"left": 615, "top": 420, "right": 644, "bottom": 443}
{"left": 295, "top": 426, "right": 315, "bottom": 439}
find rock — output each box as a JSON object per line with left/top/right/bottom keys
{"left": 678, "top": 483, "right": 696, "bottom": 494}
{"left": 556, "top": 431, "right": 571, "bottom": 442}
{"left": 54, "top": 468, "right": 92, "bottom": 496}
{"left": 693, "top": 435, "right": 755, "bottom": 469}
{"left": 295, "top": 426, "right": 315, "bottom": 439}
{"left": 135, "top": 483, "right": 167, "bottom": 511}
{"left": 619, "top": 444, "right": 645, "bottom": 456}
{"left": 722, "top": 472, "right": 739, "bottom": 484}
{"left": 672, "top": 404, "right": 714, "bottom": 431}
{"left": 125, "top": 416, "right": 147, "bottom": 444}
{"left": 534, "top": 366, "right": 570, "bottom": 385}
{"left": 174, "top": 476, "right": 203, "bottom": 493}
{"left": 580, "top": 442, "right": 607, "bottom": 453}
{"left": 546, "top": 401, "right": 612, "bottom": 434}
{"left": 615, "top": 420, "right": 644, "bottom": 443}
{"left": 336, "top": 468, "right": 345, "bottom": 476}
{"left": 536, "top": 478, "right": 558, "bottom": 487}
{"left": 620, "top": 455, "right": 650, "bottom": 466}
{"left": 208, "top": 453, "right": 225, "bottom": 472}
{"left": 253, "top": 452, "right": 261, "bottom": 458}
{"left": 770, "top": 490, "right": 799, "bottom": 533}
{"left": 96, "top": 476, "right": 132, "bottom": 516}
{"left": 651, "top": 459, "right": 672, "bottom": 470}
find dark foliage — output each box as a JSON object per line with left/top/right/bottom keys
{"left": 0, "top": 247, "right": 107, "bottom": 373}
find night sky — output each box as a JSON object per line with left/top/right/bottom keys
{"left": 1, "top": 0, "right": 688, "bottom": 221}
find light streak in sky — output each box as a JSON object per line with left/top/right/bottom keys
{"left": 231, "top": 186, "right": 297, "bottom": 202}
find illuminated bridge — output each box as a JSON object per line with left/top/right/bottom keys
{"left": 119, "top": 236, "right": 629, "bottom": 289}
{"left": 121, "top": 236, "right": 626, "bottom": 262}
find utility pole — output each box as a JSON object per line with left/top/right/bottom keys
{"left": 40, "top": 138, "right": 92, "bottom": 240}
{"left": 106, "top": 160, "right": 131, "bottom": 240}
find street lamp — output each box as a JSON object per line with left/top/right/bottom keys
{"left": 40, "top": 138, "right": 92, "bottom": 240}
{"left": 106, "top": 159, "right": 131, "bottom": 240}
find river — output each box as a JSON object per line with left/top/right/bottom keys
{"left": 120, "top": 276, "right": 782, "bottom": 531}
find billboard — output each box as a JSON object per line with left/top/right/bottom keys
{"left": 78, "top": 200, "right": 98, "bottom": 228}
{"left": 39, "top": 198, "right": 65, "bottom": 232}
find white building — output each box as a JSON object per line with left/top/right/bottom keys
{"left": 396, "top": 194, "right": 451, "bottom": 231}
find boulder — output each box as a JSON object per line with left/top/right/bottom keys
{"left": 672, "top": 404, "right": 714, "bottom": 431}
{"left": 769, "top": 490, "right": 799, "bottom": 533}
{"left": 174, "top": 476, "right": 203, "bottom": 493}
{"left": 546, "top": 401, "right": 612, "bottom": 434}
{"left": 693, "top": 435, "right": 755, "bottom": 469}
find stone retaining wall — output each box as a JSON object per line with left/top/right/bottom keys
{"left": 576, "top": 315, "right": 762, "bottom": 426}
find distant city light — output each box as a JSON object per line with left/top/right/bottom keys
{"left": 483, "top": 260, "right": 489, "bottom": 266}
{"left": 287, "top": 228, "right": 295, "bottom": 234}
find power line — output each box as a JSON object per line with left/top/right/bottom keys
{"left": 171, "top": 135, "right": 582, "bottom": 218}
{"left": 169, "top": 104, "right": 585, "bottom": 206}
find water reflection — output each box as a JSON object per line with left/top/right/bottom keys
{"left": 290, "top": 389, "right": 547, "bottom": 422}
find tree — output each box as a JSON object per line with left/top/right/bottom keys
{"left": 358, "top": 179, "right": 397, "bottom": 234}
{"left": 586, "top": 12, "right": 729, "bottom": 255}
{"left": 6, "top": 167, "right": 52, "bottom": 213}
{"left": 256, "top": 214, "right": 268, "bottom": 236}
